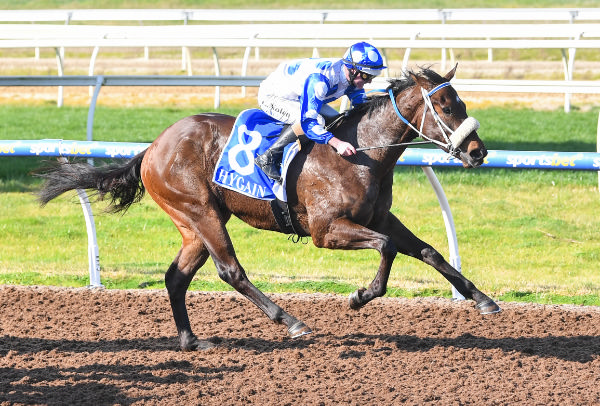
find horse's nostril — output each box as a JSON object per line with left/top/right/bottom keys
{"left": 469, "top": 148, "right": 486, "bottom": 163}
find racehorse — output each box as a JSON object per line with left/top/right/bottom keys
{"left": 37, "top": 65, "right": 501, "bottom": 351}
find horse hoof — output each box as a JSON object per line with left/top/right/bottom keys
{"left": 348, "top": 289, "right": 365, "bottom": 310}
{"left": 181, "top": 338, "right": 216, "bottom": 352}
{"left": 288, "top": 321, "right": 312, "bottom": 338}
{"left": 475, "top": 299, "right": 502, "bottom": 315}
{"left": 179, "top": 331, "right": 215, "bottom": 351}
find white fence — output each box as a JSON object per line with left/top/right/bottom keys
{"left": 2, "top": 8, "right": 599, "bottom": 73}
{"left": 1, "top": 18, "right": 599, "bottom": 111}
{"left": 1, "top": 8, "right": 600, "bottom": 24}
{"left": 2, "top": 74, "right": 600, "bottom": 131}
{"left": 2, "top": 22, "right": 599, "bottom": 71}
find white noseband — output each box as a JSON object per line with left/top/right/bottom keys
{"left": 449, "top": 117, "right": 480, "bottom": 149}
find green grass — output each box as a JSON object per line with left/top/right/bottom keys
{"left": 2, "top": 171, "right": 599, "bottom": 305}
{"left": 1, "top": 104, "right": 599, "bottom": 306}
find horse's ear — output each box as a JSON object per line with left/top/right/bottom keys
{"left": 444, "top": 63, "right": 458, "bottom": 81}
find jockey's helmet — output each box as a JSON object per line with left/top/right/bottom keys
{"left": 342, "top": 42, "right": 387, "bottom": 76}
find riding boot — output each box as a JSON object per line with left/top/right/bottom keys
{"left": 255, "top": 125, "right": 298, "bottom": 183}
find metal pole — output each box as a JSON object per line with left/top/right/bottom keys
{"left": 87, "top": 75, "right": 104, "bottom": 165}
{"left": 58, "top": 156, "right": 102, "bottom": 288}
{"left": 212, "top": 47, "right": 221, "bottom": 109}
{"left": 54, "top": 48, "right": 64, "bottom": 107}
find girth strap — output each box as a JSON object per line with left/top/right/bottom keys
{"left": 269, "top": 198, "right": 309, "bottom": 239}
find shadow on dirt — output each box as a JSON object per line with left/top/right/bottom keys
{"left": 2, "top": 331, "right": 598, "bottom": 363}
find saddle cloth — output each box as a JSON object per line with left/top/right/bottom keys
{"left": 212, "top": 109, "right": 300, "bottom": 202}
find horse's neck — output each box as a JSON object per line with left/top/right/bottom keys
{"left": 356, "top": 99, "right": 417, "bottom": 170}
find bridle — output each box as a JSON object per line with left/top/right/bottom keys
{"left": 355, "top": 82, "right": 480, "bottom": 159}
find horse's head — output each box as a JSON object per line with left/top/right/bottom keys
{"left": 407, "top": 65, "right": 487, "bottom": 168}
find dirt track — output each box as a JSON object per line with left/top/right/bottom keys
{"left": 1, "top": 285, "right": 599, "bottom": 405}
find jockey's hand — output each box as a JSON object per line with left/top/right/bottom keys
{"left": 328, "top": 137, "right": 357, "bottom": 156}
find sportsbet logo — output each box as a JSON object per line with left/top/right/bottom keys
{"left": 29, "top": 141, "right": 92, "bottom": 156}
{"left": 505, "top": 153, "right": 582, "bottom": 168}
{"left": 0, "top": 143, "right": 15, "bottom": 154}
{"left": 61, "top": 143, "right": 92, "bottom": 156}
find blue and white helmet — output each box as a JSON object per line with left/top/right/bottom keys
{"left": 342, "top": 41, "right": 386, "bottom": 76}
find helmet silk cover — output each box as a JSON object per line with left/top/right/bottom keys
{"left": 343, "top": 42, "right": 386, "bottom": 76}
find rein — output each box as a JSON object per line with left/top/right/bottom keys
{"left": 355, "top": 82, "right": 479, "bottom": 157}
{"left": 355, "top": 140, "right": 432, "bottom": 151}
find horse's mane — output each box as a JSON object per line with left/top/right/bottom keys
{"left": 344, "top": 67, "right": 448, "bottom": 122}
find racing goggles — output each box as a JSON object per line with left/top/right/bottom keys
{"left": 356, "top": 71, "right": 375, "bottom": 81}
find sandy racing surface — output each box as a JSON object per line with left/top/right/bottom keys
{"left": 1, "top": 285, "right": 599, "bottom": 405}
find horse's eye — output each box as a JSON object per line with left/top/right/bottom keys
{"left": 442, "top": 107, "right": 451, "bottom": 115}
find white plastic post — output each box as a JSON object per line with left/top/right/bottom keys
{"left": 421, "top": 166, "right": 465, "bottom": 301}
{"left": 54, "top": 48, "right": 64, "bottom": 107}
{"left": 58, "top": 156, "right": 102, "bottom": 288}
{"left": 212, "top": 47, "right": 221, "bottom": 109}
{"left": 87, "top": 76, "right": 104, "bottom": 142}
{"left": 86, "top": 76, "right": 104, "bottom": 166}
{"left": 76, "top": 188, "right": 102, "bottom": 288}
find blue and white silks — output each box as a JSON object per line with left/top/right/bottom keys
{"left": 212, "top": 109, "right": 299, "bottom": 202}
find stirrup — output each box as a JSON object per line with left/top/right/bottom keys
{"left": 255, "top": 153, "right": 282, "bottom": 182}
{"left": 254, "top": 125, "right": 297, "bottom": 183}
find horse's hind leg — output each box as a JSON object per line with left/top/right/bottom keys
{"left": 168, "top": 205, "right": 311, "bottom": 347}
{"left": 165, "top": 230, "right": 212, "bottom": 351}
{"left": 205, "top": 222, "right": 313, "bottom": 339}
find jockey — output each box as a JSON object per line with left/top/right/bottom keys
{"left": 255, "top": 41, "right": 387, "bottom": 183}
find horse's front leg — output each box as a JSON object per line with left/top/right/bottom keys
{"left": 378, "top": 212, "right": 500, "bottom": 314}
{"left": 313, "top": 217, "right": 397, "bottom": 309}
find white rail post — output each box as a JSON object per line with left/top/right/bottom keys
{"left": 87, "top": 75, "right": 104, "bottom": 165}
{"left": 53, "top": 48, "right": 64, "bottom": 107}
{"left": 88, "top": 46, "right": 100, "bottom": 96}
{"left": 57, "top": 156, "right": 102, "bottom": 288}
{"left": 87, "top": 75, "right": 104, "bottom": 142}
{"left": 402, "top": 32, "right": 418, "bottom": 71}
{"left": 440, "top": 11, "right": 448, "bottom": 71}
{"left": 421, "top": 166, "right": 465, "bottom": 301}
{"left": 181, "top": 11, "right": 190, "bottom": 71}
{"left": 241, "top": 33, "right": 258, "bottom": 98}
{"left": 212, "top": 47, "right": 221, "bottom": 109}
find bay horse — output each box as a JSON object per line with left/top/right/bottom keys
{"left": 38, "top": 65, "right": 501, "bottom": 351}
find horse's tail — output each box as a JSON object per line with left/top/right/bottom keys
{"left": 37, "top": 150, "right": 147, "bottom": 214}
